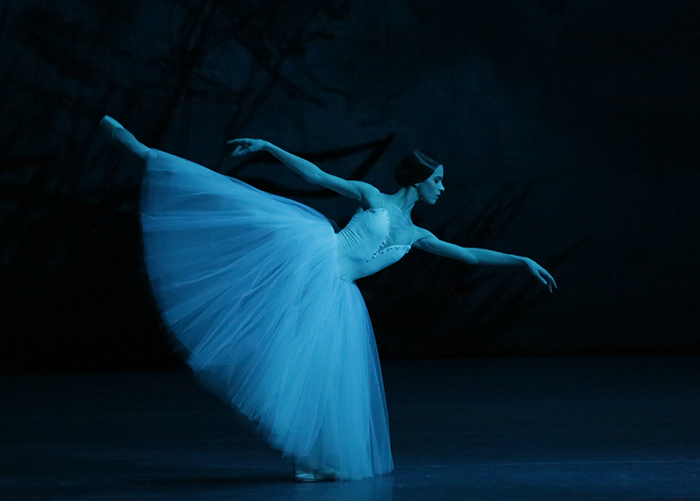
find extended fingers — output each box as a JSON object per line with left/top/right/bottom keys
{"left": 227, "top": 139, "right": 252, "bottom": 148}
{"left": 542, "top": 269, "right": 557, "bottom": 289}
{"left": 226, "top": 138, "right": 249, "bottom": 145}
{"left": 531, "top": 265, "right": 556, "bottom": 292}
{"left": 542, "top": 275, "right": 552, "bottom": 293}
{"left": 228, "top": 139, "right": 252, "bottom": 157}
{"left": 541, "top": 270, "right": 557, "bottom": 292}
{"left": 526, "top": 261, "right": 557, "bottom": 292}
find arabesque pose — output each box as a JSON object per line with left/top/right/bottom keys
{"left": 101, "top": 116, "right": 556, "bottom": 482}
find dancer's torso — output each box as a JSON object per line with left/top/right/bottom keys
{"left": 335, "top": 208, "right": 414, "bottom": 282}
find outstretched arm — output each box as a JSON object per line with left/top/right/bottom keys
{"left": 228, "top": 138, "right": 381, "bottom": 206}
{"left": 413, "top": 228, "right": 557, "bottom": 292}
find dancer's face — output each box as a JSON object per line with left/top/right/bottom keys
{"left": 417, "top": 165, "right": 445, "bottom": 204}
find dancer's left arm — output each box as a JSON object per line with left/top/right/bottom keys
{"left": 413, "top": 228, "right": 557, "bottom": 292}
{"left": 228, "top": 138, "right": 381, "bottom": 205}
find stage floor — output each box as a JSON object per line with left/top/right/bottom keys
{"left": 1, "top": 355, "right": 699, "bottom": 500}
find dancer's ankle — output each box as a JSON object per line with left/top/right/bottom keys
{"left": 100, "top": 115, "right": 152, "bottom": 160}
{"left": 112, "top": 128, "right": 152, "bottom": 160}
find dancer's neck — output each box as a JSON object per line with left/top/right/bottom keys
{"left": 386, "top": 186, "right": 419, "bottom": 215}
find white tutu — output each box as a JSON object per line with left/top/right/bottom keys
{"left": 140, "top": 150, "right": 393, "bottom": 480}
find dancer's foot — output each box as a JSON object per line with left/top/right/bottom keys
{"left": 294, "top": 463, "right": 336, "bottom": 483}
{"left": 100, "top": 115, "right": 152, "bottom": 160}
{"left": 99, "top": 115, "right": 124, "bottom": 135}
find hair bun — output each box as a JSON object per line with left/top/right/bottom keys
{"left": 394, "top": 150, "right": 441, "bottom": 186}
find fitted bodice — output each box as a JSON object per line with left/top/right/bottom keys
{"left": 335, "top": 208, "right": 411, "bottom": 282}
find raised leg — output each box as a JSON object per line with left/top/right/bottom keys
{"left": 100, "top": 116, "right": 152, "bottom": 160}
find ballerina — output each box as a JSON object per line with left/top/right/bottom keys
{"left": 100, "top": 116, "right": 556, "bottom": 482}
{"left": 227, "top": 138, "right": 557, "bottom": 289}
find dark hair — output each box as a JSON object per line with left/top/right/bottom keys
{"left": 394, "top": 150, "right": 441, "bottom": 187}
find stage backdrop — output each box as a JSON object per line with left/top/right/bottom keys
{"left": 1, "top": 0, "right": 698, "bottom": 373}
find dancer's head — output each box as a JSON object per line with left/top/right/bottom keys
{"left": 394, "top": 150, "right": 445, "bottom": 204}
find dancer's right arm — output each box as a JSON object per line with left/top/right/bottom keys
{"left": 228, "top": 139, "right": 381, "bottom": 205}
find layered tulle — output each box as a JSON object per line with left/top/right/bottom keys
{"left": 140, "top": 150, "right": 393, "bottom": 480}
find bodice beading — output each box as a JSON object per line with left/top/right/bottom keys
{"left": 335, "top": 208, "right": 411, "bottom": 282}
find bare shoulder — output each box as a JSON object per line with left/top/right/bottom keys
{"left": 312, "top": 171, "right": 381, "bottom": 205}
{"left": 348, "top": 180, "right": 382, "bottom": 208}
{"left": 359, "top": 187, "right": 393, "bottom": 210}
{"left": 411, "top": 226, "right": 437, "bottom": 247}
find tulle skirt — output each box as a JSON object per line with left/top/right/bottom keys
{"left": 140, "top": 150, "right": 393, "bottom": 480}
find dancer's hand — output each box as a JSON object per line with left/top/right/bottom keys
{"left": 523, "top": 258, "right": 557, "bottom": 293}
{"left": 227, "top": 138, "right": 270, "bottom": 157}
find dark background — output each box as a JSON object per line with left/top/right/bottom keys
{"left": 1, "top": 0, "right": 698, "bottom": 374}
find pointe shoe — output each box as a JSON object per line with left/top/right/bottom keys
{"left": 294, "top": 464, "right": 336, "bottom": 483}
{"left": 99, "top": 115, "right": 125, "bottom": 140}
{"left": 99, "top": 115, "right": 152, "bottom": 160}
